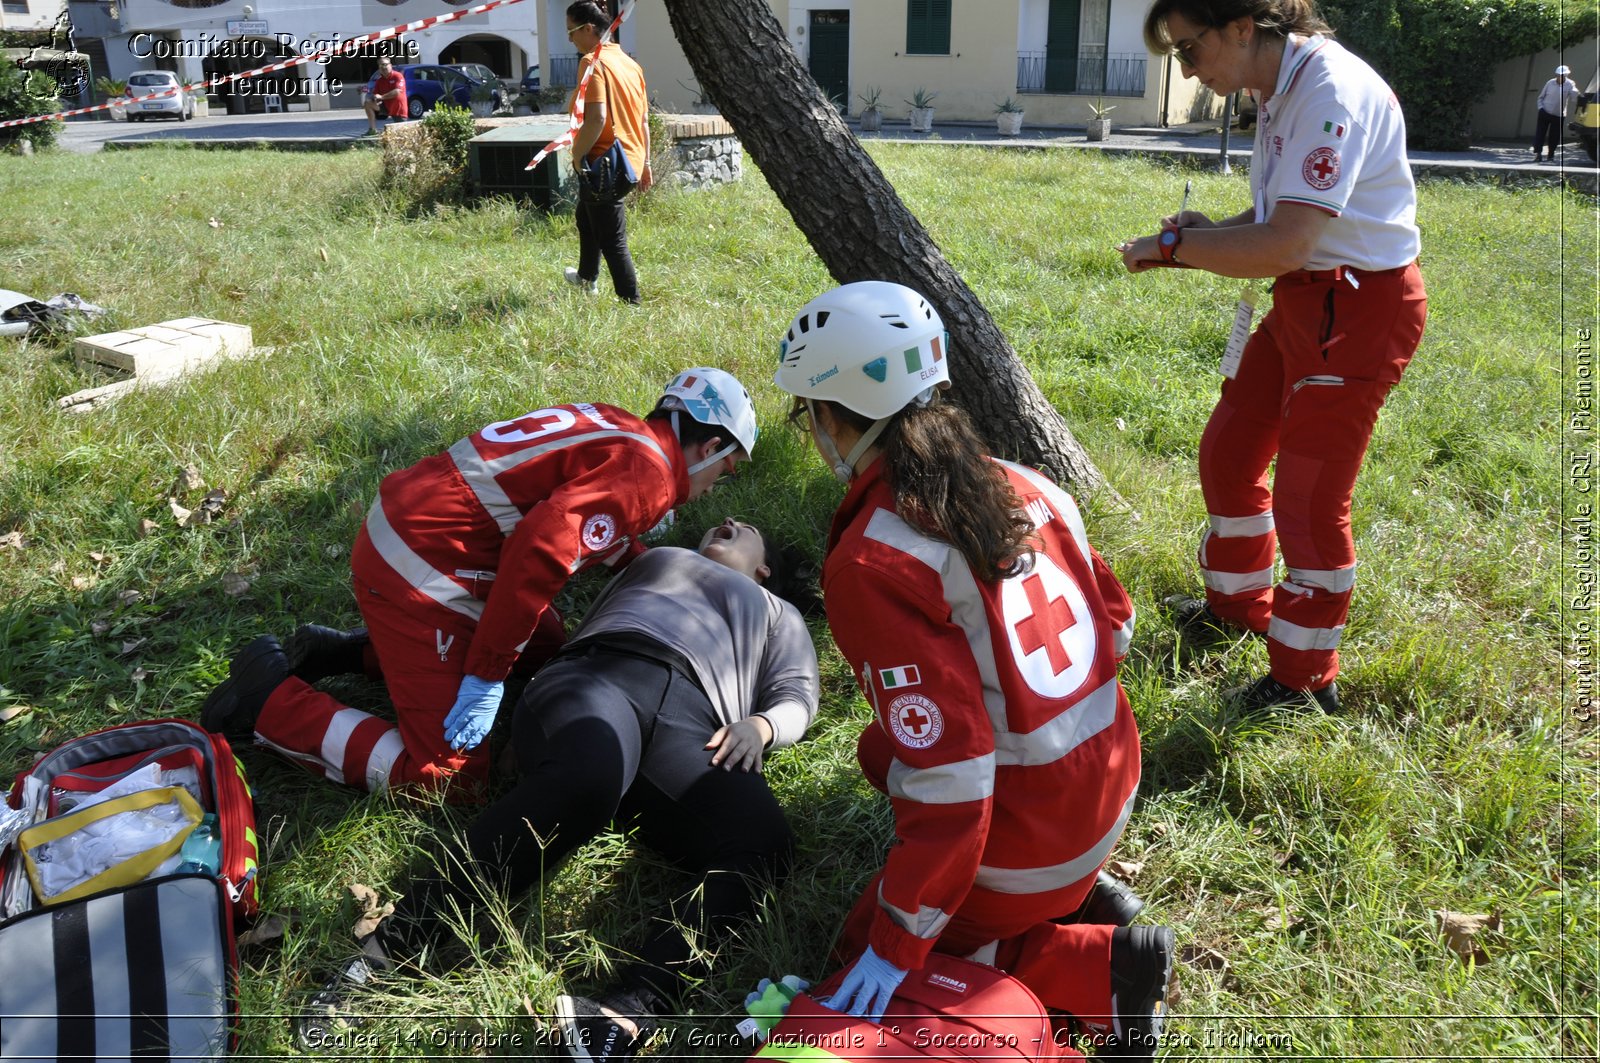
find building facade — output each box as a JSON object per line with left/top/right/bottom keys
{"left": 1, "top": 0, "right": 66, "bottom": 33}
{"left": 65, "top": 0, "right": 538, "bottom": 112}
{"left": 537, "top": 0, "right": 1216, "bottom": 129}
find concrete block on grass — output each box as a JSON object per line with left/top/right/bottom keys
{"left": 73, "top": 318, "right": 253, "bottom": 381}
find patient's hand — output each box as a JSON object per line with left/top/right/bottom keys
{"left": 706, "top": 716, "right": 773, "bottom": 773}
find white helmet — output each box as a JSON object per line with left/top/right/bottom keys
{"left": 773, "top": 281, "right": 949, "bottom": 421}
{"left": 659, "top": 367, "right": 759, "bottom": 471}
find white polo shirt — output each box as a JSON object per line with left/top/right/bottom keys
{"left": 1252, "top": 36, "right": 1421, "bottom": 271}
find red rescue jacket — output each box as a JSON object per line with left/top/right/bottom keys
{"left": 355, "top": 403, "right": 687, "bottom": 680}
{"left": 823, "top": 458, "right": 1140, "bottom": 971}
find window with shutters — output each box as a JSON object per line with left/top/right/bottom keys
{"left": 906, "top": 0, "right": 951, "bottom": 56}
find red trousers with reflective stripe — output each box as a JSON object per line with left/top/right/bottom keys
{"left": 1197, "top": 263, "right": 1426, "bottom": 689}
{"left": 253, "top": 572, "right": 565, "bottom": 800}
{"left": 836, "top": 871, "right": 1118, "bottom": 1025}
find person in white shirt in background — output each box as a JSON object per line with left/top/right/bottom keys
{"left": 1534, "top": 64, "right": 1580, "bottom": 162}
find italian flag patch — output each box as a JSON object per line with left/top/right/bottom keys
{"left": 1322, "top": 120, "right": 1345, "bottom": 138}
{"left": 879, "top": 665, "right": 922, "bottom": 689}
{"left": 901, "top": 336, "right": 944, "bottom": 374}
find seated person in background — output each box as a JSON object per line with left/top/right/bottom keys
{"left": 363, "top": 56, "right": 408, "bottom": 135}
{"left": 302, "top": 518, "right": 820, "bottom": 1063}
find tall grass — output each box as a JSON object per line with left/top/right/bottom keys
{"left": 0, "top": 143, "right": 1593, "bottom": 1058}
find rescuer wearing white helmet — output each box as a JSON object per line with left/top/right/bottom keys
{"left": 774, "top": 280, "right": 1174, "bottom": 1058}
{"left": 200, "top": 367, "right": 758, "bottom": 801}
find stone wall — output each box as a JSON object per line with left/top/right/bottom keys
{"left": 385, "top": 113, "right": 746, "bottom": 194}
{"left": 659, "top": 114, "right": 742, "bottom": 190}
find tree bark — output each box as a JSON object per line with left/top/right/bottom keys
{"left": 659, "top": 0, "right": 1108, "bottom": 497}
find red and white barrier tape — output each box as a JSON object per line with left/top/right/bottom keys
{"left": 0, "top": 0, "right": 526, "bottom": 130}
{"left": 524, "top": 0, "right": 633, "bottom": 171}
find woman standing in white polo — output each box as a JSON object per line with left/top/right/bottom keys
{"left": 1122, "top": 0, "right": 1427, "bottom": 714}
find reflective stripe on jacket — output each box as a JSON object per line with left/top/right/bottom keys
{"left": 356, "top": 403, "right": 685, "bottom": 679}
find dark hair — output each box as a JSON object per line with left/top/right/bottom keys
{"left": 759, "top": 535, "right": 824, "bottom": 618}
{"left": 825, "top": 396, "right": 1035, "bottom": 582}
{"left": 566, "top": 1, "right": 610, "bottom": 32}
{"left": 1143, "top": 0, "right": 1332, "bottom": 53}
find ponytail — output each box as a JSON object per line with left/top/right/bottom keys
{"left": 829, "top": 396, "right": 1035, "bottom": 581}
{"left": 1143, "top": 0, "right": 1333, "bottom": 53}
{"left": 566, "top": 1, "right": 610, "bottom": 32}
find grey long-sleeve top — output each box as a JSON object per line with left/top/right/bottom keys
{"left": 569, "top": 547, "right": 820, "bottom": 749}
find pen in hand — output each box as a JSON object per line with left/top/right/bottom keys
{"left": 1177, "top": 178, "right": 1192, "bottom": 223}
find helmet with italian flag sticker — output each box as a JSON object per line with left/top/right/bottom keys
{"left": 659, "top": 367, "right": 759, "bottom": 458}
{"left": 774, "top": 281, "right": 949, "bottom": 421}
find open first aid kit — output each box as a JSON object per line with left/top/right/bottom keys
{"left": 744, "top": 953, "right": 1075, "bottom": 1061}
{"left": 0, "top": 718, "right": 260, "bottom": 1060}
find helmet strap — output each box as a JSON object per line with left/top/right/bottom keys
{"left": 809, "top": 399, "right": 889, "bottom": 484}
{"left": 688, "top": 439, "right": 738, "bottom": 476}
{"left": 675, "top": 410, "right": 740, "bottom": 476}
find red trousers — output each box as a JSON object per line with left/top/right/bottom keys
{"left": 1197, "top": 263, "right": 1427, "bottom": 689}
{"left": 835, "top": 871, "right": 1118, "bottom": 1028}
{"left": 253, "top": 549, "right": 566, "bottom": 799}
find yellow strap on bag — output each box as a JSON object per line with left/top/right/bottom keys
{"left": 19, "top": 786, "right": 203, "bottom": 906}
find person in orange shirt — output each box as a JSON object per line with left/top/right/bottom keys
{"left": 563, "top": 1, "right": 652, "bottom": 305}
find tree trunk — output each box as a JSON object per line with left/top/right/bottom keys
{"left": 659, "top": 0, "right": 1108, "bottom": 497}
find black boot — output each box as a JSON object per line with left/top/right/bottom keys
{"left": 285, "top": 624, "right": 370, "bottom": 682}
{"left": 1163, "top": 593, "right": 1256, "bottom": 644}
{"left": 555, "top": 985, "right": 662, "bottom": 1061}
{"left": 1228, "top": 674, "right": 1341, "bottom": 715}
{"left": 295, "top": 932, "right": 393, "bottom": 1050}
{"left": 1102, "top": 925, "right": 1175, "bottom": 1060}
{"left": 1065, "top": 870, "right": 1146, "bottom": 927}
{"left": 200, "top": 635, "right": 289, "bottom": 739}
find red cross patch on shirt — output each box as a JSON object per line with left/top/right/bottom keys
{"left": 1302, "top": 146, "right": 1341, "bottom": 190}
{"left": 887, "top": 693, "right": 944, "bottom": 750}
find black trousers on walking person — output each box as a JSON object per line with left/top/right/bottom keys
{"left": 576, "top": 185, "right": 641, "bottom": 304}
{"left": 387, "top": 643, "right": 794, "bottom": 1004}
{"left": 1534, "top": 109, "right": 1564, "bottom": 157}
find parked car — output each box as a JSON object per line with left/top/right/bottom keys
{"left": 364, "top": 64, "right": 501, "bottom": 119}
{"left": 1571, "top": 70, "right": 1599, "bottom": 163}
{"left": 446, "top": 63, "right": 508, "bottom": 102}
{"left": 125, "top": 70, "right": 192, "bottom": 122}
{"left": 520, "top": 63, "right": 541, "bottom": 96}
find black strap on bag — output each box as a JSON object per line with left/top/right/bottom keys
{"left": 579, "top": 140, "right": 637, "bottom": 201}
{"left": 577, "top": 60, "right": 638, "bottom": 202}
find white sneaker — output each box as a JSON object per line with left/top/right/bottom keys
{"left": 564, "top": 268, "right": 598, "bottom": 295}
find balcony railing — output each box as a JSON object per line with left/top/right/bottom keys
{"left": 550, "top": 55, "right": 578, "bottom": 88}
{"left": 1016, "top": 51, "right": 1146, "bottom": 97}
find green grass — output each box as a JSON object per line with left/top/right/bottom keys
{"left": 0, "top": 143, "right": 1594, "bottom": 1059}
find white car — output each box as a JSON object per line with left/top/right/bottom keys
{"left": 125, "top": 70, "right": 193, "bottom": 122}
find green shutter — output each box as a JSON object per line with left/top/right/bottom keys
{"left": 1045, "top": 0, "right": 1081, "bottom": 93}
{"left": 906, "top": 0, "right": 952, "bottom": 56}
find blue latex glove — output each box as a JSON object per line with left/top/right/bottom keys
{"left": 822, "top": 946, "right": 907, "bottom": 1024}
{"left": 442, "top": 675, "right": 504, "bottom": 751}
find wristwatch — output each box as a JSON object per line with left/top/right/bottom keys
{"left": 1157, "top": 225, "right": 1183, "bottom": 264}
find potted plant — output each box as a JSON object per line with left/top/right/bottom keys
{"left": 1086, "top": 97, "right": 1114, "bottom": 141}
{"left": 190, "top": 90, "right": 209, "bottom": 118}
{"left": 468, "top": 79, "right": 497, "bottom": 118}
{"left": 96, "top": 76, "right": 127, "bottom": 121}
{"left": 858, "top": 85, "right": 883, "bottom": 132}
{"left": 905, "top": 87, "right": 937, "bottom": 133}
{"left": 994, "top": 96, "right": 1024, "bottom": 136}
{"left": 512, "top": 91, "right": 537, "bottom": 116}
